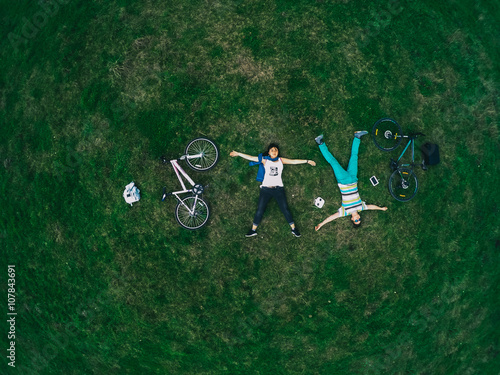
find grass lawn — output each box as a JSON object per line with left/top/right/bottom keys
{"left": 1, "top": 0, "right": 499, "bottom": 374}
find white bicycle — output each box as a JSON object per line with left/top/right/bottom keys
{"left": 161, "top": 138, "right": 219, "bottom": 230}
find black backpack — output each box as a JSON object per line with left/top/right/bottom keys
{"left": 421, "top": 143, "right": 440, "bottom": 166}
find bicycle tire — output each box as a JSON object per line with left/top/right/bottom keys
{"left": 175, "top": 196, "right": 210, "bottom": 230}
{"left": 372, "top": 118, "right": 403, "bottom": 151}
{"left": 184, "top": 138, "right": 219, "bottom": 171}
{"left": 388, "top": 168, "right": 418, "bottom": 202}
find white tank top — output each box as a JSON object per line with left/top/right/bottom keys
{"left": 261, "top": 158, "right": 284, "bottom": 187}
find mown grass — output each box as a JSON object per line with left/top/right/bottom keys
{"left": 1, "top": 0, "right": 499, "bottom": 374}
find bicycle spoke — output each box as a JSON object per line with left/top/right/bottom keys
{"left": 372, "top": 118, "right": 403, "bottom": 151}
{"left": 185, "top": 138, "right": 219, "bottom": 171}
{"left": 389, "top": 168, "right": 418, "bottom": 202}
{"left": 175, "top": 196, "right": 209, "bottom": 229}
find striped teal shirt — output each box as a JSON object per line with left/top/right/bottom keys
{"left": 337, "top": 182, "right": 367, "bottom": 216}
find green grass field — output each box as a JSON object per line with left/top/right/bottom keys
{"left": 1, "top": 0, "right": 499, "bottom": 374}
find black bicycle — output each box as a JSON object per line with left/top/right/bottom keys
{"left": 371, "top": 118, "right": 426, "bottom": 202}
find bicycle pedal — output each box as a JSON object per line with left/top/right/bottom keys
{"left": 161, "top": 187, "right": 172, "bottom": 201}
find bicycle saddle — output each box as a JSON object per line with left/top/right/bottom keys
{"left": 409, "top": 132, "right": 426, "bottom": 138}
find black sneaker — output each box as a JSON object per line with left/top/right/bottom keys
{"left": 291, "top": 228, "right": 301, "bottom": 237}
{"left": 245, "top": 229, "right": 257, "bottom": 237}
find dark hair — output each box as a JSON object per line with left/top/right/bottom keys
{"left": 263, "top": 143, "right": 280, "bottom": 157}
{"left": 351, "top": 213, "right": 362, "bottom": 228}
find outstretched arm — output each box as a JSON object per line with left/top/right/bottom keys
{"left": 230, "top": 151, "right": 259, "bottom": 163}
{"left": 281, "top": 157, "right": 316, "bottom": 166}
{"left": 315, "top": 212, "right": 340, "bottom": 231}
{"left": 366, "top": 204, "right": 388, "bottom": 211}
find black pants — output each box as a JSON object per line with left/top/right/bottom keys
{"left": 253, "top": 187, "right": 294, "bottom": 226}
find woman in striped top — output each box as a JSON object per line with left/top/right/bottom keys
{"left": 314, "top": 131, "right": 387, "bottom": 231}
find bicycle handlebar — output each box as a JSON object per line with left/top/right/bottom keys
{"left": 409, "top": 132, "right": 425, "bottom": 138}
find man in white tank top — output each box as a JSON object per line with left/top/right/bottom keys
{"left": 261, "top": 158, "right": 284, "bottom": 187}
{"left": 230, "top": 144, "right": 316, "bottom": 237}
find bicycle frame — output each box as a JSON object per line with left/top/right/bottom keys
{"left": 394, "top": 135, "right": 416, "bottom": 168}
{"left": 170, "top": 159, "right": 195, "bottom": 194}
{"left": 168, "top": 153, "right": 203, "bottom": 214}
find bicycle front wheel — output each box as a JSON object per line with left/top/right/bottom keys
{"left": 185, "top": 138, "right": 219, "bottom": 171}
{"left": 372, "top": 118, "right": 403, "bottom": 151}
{"left": 175, "top": 196, "right": 210, "bottom": 230}
{"left": 389, "top": 168, "right": 418, "bottom": 202}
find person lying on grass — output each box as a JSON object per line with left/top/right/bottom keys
{"left": 314, "top": 131, "right": 388, "bottom": 231}
{"left": 230, "top": 143, "right": 316, "bottom": 238}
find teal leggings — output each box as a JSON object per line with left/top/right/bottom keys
{"left": 319, "top": 137, "right": 360, "bottom": 185}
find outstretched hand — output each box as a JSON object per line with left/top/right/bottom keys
{"left": 230, "top": 151, "right": 238, "bottom": 157}
{"left": 382, "top": 207, "right": 388, "bottom": 211}
{"left": 315, "top": 224, "right": 321, "bottom": 231}
{"left": 308, "top": 160, "right": 316, "bottom": 166}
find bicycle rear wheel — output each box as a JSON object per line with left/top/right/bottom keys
{"left": 185, "top": 138, "right": 219, "bottom": 171}
{"left": 372, "top": 118, "right": 403, "bottom": 151}
{"left": 389, "top": 168, "right": 418, "bottom": 202}
{"left": 175, "top": 196, "right": 210, "bottom": 230}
